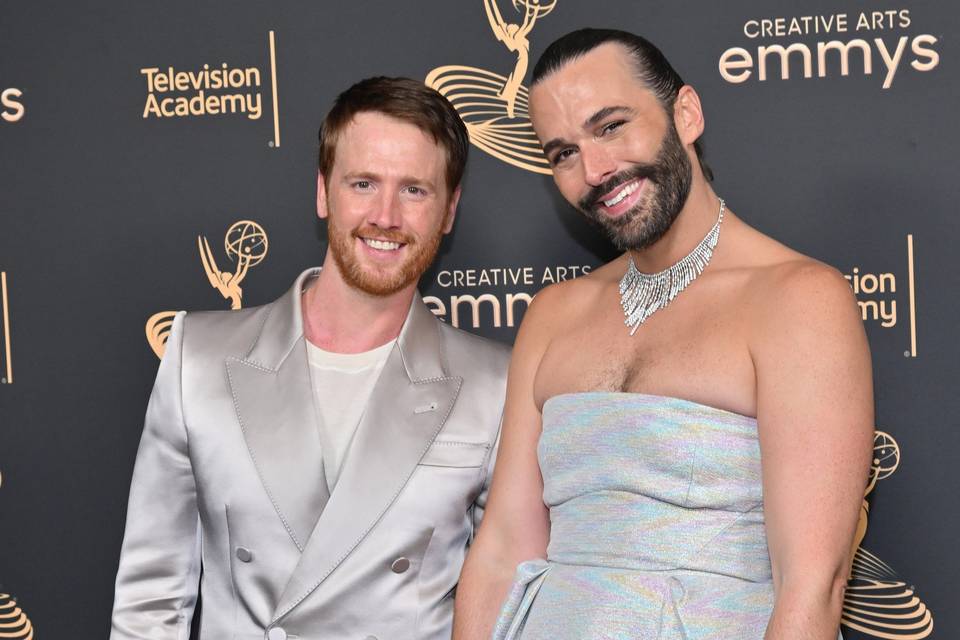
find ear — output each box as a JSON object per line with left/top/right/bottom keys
{"left": 316, "top": 172, "right": 329, "bottom": 219}
{"left": 673, "top": 85, "right": 705, "bottom": 146}
{"left": 442, "top": 185, "right": 462, "bottom": 234}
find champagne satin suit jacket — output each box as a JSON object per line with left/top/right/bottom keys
{"left": 111, "top": 269, "right": 510, "bottom": 640}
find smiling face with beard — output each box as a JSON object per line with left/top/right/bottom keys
{"left": 576, "top": 120, "right": 691, "bottom": 252}
{"left": 530, "top": 43, "right": 699, "bottom": 254}
{"left": 318, "top": 111, "right": 458, "bottom": 298}
{"left": 326, "top": 215, "right": 445, "bottom": 297}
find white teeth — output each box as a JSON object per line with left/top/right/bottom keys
{"left": 602, "top": 180, "right": 640, "bottom": 207}
{"left": 363, "top": 238, "right": 401, "bottom": 251}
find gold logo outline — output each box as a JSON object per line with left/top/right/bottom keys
{"left": 841, "top": 430, "right": 934, "bottom": 639}
{"left": 426, "top": 0, "right": 556, "bottom": 175}
{"left": 146, "top": 220, "right": 268, "bottom": 359}
{"left": 0, "top": 483, "right": 34, "bottom": 639}
{"left": 1, "top": 271, "right": 12, "bottom": 384}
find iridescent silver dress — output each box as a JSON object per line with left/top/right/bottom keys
{"left": 493, "top": 393, "right": 780, "bottom": 639}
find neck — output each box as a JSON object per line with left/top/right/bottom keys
{"left": 301, "top": 251, "right": 416, "bottom": 353}
{"left": 628, "top": 179, "right": 720, "bottom": 273}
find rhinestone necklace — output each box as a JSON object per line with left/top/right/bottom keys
{"left": 619, "top": 198, "right": 725, "bottom": 335}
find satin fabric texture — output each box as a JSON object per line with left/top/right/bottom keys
{"left": 111, "top": 268, "right": 509, "bottom": 640}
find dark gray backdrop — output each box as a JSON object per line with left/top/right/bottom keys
{"left": 1, "top": 1, "right": 955, "bottom": 638}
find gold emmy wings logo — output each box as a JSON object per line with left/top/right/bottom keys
{"left": 426, "top": 0, "right": 556, "bottom": 175}
{"left": 841, "top": 431, "right": 933, "bottom": 639}
{"left": 0, "top": 594, "right": 33, "bottom": 639}
{"left": 146, "top": 220, "right": 268, "bottom": 359}
{"left": 0, "top": 477, "right": 34, "bottom": 638}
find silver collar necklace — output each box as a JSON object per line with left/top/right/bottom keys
{"left": 619, "top": 198, "right": 725, "bottom": 335}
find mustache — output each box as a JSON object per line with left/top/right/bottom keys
{"left": 578, "top": 163, "right": 660, "bottom": 213}
{"left": 351, "top": 225, "right": 415, "bottom": 245}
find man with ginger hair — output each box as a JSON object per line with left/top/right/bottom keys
{"left": 112, "top": 77, "right": 508, "bottom": 640}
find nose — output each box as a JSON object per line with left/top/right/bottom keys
{"left": 580, "top": 142, "right": 617, "bottom": 187}
{"left": 367, "top": 190, "right": 402, "bottom": 230}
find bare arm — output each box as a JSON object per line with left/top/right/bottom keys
{"left": 453, "top": 288, "right": 559, "bottom": 639}
{"left": 752, "top": 264, "right": 874, "bottom": 640}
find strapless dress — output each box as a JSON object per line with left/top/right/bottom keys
{"left": 492, "top": 393, "right": 822, "bottom": 639}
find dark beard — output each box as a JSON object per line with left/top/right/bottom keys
{"left": 577, "top": 121, "right": 693, "bottom": 252}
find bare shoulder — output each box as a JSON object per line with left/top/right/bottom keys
{"left": 757, "top": 257, "right": 852, "bottom": 310}
{"left": 727, "top": 221, "right": 862, "bottom": 344}
{"left": 521, "top": 258, "right": 621, "bottom": 332}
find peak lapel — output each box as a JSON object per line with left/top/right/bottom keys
{"left": 274, "top": 297, "right": 462, "bottom": 620}
{"left": 226, "top": 269, "right": 329, "bottom": 551}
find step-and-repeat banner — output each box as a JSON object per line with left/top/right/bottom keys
{"left": 1, "top": 1, "right": 956, "bottom": 638}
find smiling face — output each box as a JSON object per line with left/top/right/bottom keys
{"left": 530, "top": 43, "right": 693, "bottom": 251}
{"left": 318, "top": 111, "right": 459, "bottom": 296}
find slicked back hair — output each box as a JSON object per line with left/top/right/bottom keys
{"left": 318, "top": 76, "right": 470, "bottom": 194}
{"left": 532, "top": 28, "right": 713, "bottom": 181}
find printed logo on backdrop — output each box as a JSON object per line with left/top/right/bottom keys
{"left": 0, "top": 474, "right": 35, "bottom": 638}
{"left": 146, "top": 220, "right": 268, "bottom": 359}
{"left": 719, "top": 9, "right": 940, "bottom": 88}
{"left": 424, "top": 263, "right": 591, "bottom": 330}
{"left": 842, "top": 430, "right": 933, "bottom": 638}
{"left": 843, "top": 234, "right": 919, "bottom": 358}
{"left": 426, "top": 0, "right": 556, "bottom": 175}
{"left": 140, "top": 30, "right": 282, "bottom": 148}
{"left": 0, "top": 594, "right": 33, "bottom": 637}
{"left": 1, "top": 272, "right": 13, "bottom": 384}
{"left": 1, "top": 87, "right": 25, "bottom": 123}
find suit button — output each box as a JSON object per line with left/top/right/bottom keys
{"left": 236, "top": 546, "right": 253, "bottom": 563}
{"left": 266, "top": 627, "right": 287, "bottom": 640}
{"left": 391, "top": 557, "right": 410, "bottom": 573}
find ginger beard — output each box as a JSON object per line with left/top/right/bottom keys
{"left": 577, "top": 120, "right": 693, "bottom": 252}
{"left": 326, "top": 209, "right": 447, "bottom": 297}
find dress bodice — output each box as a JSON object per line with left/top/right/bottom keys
{"left": 493, "top": 393, "right": 786, "bottom": 639}
{"left": 539, "top": 392, "right": 771, "bottom": 582}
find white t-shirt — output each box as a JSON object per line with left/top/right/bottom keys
{"left": 306, "top": 338, "right": 395, "bottom": 491}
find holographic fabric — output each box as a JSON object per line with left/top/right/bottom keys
{"left": 493, "top": 392, "right": 792, "bottom": 639}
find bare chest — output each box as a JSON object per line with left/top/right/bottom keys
{"left": 533, "top": 290, "right": 757, "bottom": 416}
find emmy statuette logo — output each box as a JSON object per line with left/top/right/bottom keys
{"left": 146, "top": 220, "right": 268, "bottom": 359}
{"left": 841, "top": 431, "right": 933, "bottom": 638}
{"left": 426, "top": 0, "right": 556, "bottom": 175}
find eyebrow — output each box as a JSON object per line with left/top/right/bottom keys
{"left": 541, "top": 105, "right": 637, "bottom": 158}
{"left": 584, "top": 105, "right": 636, "bottom": 128}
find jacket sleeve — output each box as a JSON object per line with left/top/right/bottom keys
{"left": 111, "top": 311, "right": 202, "bottom": 640}
{"left": 470, "top": 410, "right": 504, "bottom": 539}
{"left": 470, "top": 345, "right": 510, "bottom": 539}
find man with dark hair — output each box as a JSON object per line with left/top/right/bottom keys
{"left": 455, "top": 29, "right": 873, "bottom": 639}
{"left": 111, "top": 76, "right": 509, "bottom": 640}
